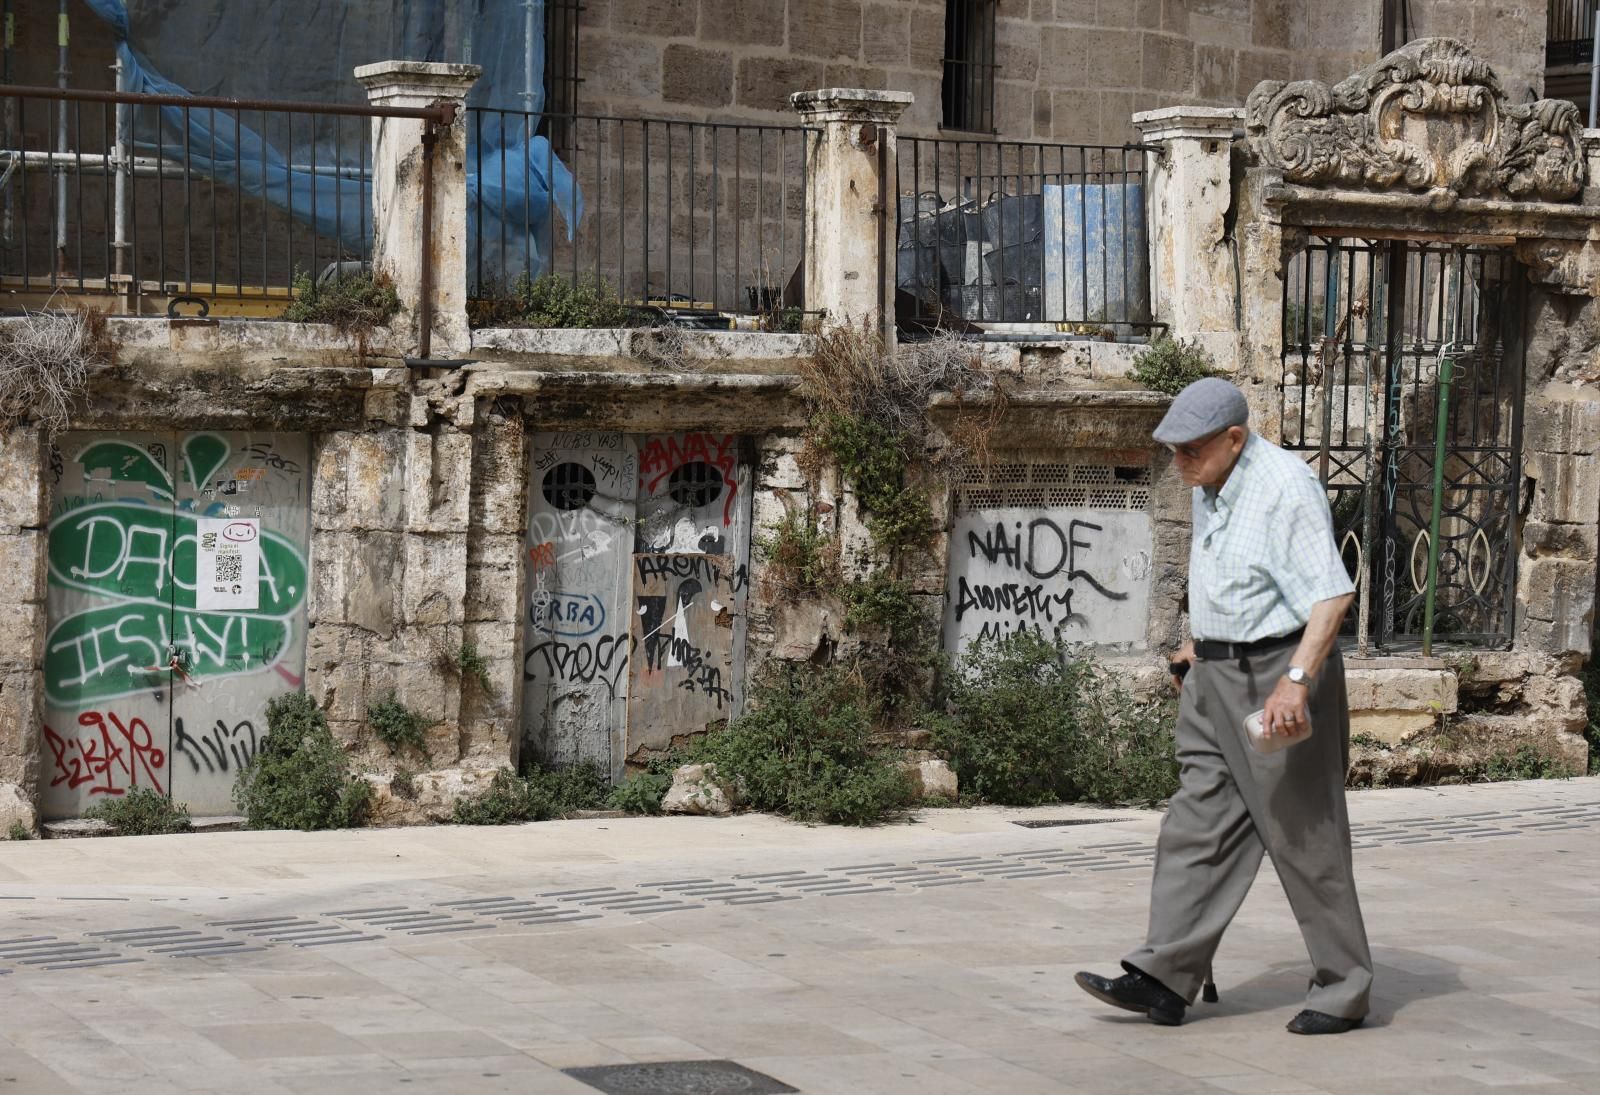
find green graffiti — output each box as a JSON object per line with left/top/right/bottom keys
{"left": 43, "top": 603, "right": 292, "bottom": 707}
{"left": 48, "top": 502, "right": 305, "bottom": 615}
{"left": 75, "top": 439, "right": 173, "bottom": 499}
{"left": 45, "top": 499, "right": 307, "bottom": 707}
{"left": 183, "top": 433, "right": 231, "bottom": 492}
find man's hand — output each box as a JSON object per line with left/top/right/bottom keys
{"left": 1169, "top": 641, "right": 1196, "bottom": 693}
{"left": 1262, "top": 674, "right": 1309, "bottom": 738}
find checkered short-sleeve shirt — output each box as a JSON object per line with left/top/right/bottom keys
{"left": 1188, "top": 432, "right": 1356, "bottom": 642}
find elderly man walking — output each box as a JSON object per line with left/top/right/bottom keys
{"left": 1075, "top": 377, "right": 1373, "bottom": 1036}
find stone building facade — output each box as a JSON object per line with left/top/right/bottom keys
{"left": 0, "top": 21, "right": 1595, "bottom": 833}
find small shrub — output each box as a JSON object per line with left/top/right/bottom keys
{"left": 7, "top": 820, "right": 34, "bottom": 841}
{"left": 452, "top": 762, "right": 609, "bottom": 825}
{"left": 763, "top": 306, "right": 805, "bottom": 334}
{"left": 1129, "top": 335, "right": 1216, "bottom": 396}
{"left": 283, "top": 270, "right": 400, "bottom": 340}
{"left": 698, "top": 663, "right": 914, "bottom": 825}
{"left": 812, "top": 412, "right": 935, "bottom": 554}
{"left": 934, "top": 631, "right": 1179, "bottom": 806}
{"left": 511, "top": 272, "right": 640, "bottom": 329}
{"left": 456, "top": 642, "right": 493, "bottom": 691}
{"left": 607, "top": 770, "right": 673, "bottom": 815}
{"left": 757, "top": 507, "right": 838, "bottom": 596}
{"left": 367, "top": 693, "right": 433, "bottom": 754}
{"left": 0, "top": 306, "right": 110, "bottom": 436}
{"left": 1477, "top": 744, "right": 1569, "bottom": 783}
{"left": 234, "top": 692, "right": 371, "bottom": 831}
{"left": 84, "top": 787, "right": 192, "bottom": 835}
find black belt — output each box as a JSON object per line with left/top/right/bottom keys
{"left": 1193, "top": 629, "right": 1303, "bottom": 662}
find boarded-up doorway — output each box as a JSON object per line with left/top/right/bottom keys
{"left": 522, "top": 431, "right": 752, "bottom": 778}
{"left": 41, "top": 431, "right": 311, "bottom": 819}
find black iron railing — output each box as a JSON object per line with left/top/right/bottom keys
{"left": 1548, "top": 1, "right": 1597, "bottom": 65}
{"left": 896, "top": 136, "right": 1150, "bottom": 333}
{"left": 468, "top": 108, "right": 816, "bottom": 321}
{"left": 0, "top": 85, "right": 448, "bottom": 317}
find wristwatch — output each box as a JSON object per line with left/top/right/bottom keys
{"left": 1285, "top": 665, "right": 1311, "bottom": 686}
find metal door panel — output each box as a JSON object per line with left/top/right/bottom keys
{"left": 522, "top": 431, "right": 638, "bottom": 776}
{"left": 42, "top": 431, "right": 176, "bottom": 820}
{"left": 167, "top": 432, "right": 311, "bottom": 815}
{"left": 626, "top": 433, "right": 751, "bottom": 762}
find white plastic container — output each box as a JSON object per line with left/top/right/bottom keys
{"left": 1244, "top": 709, "right": 1313, "bottom": 754}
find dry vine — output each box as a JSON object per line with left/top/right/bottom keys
{"left": 0, "top": 305, "right": 114, "bottom": 437}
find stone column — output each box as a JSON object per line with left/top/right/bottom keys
{"left": 356, "top": 61, "right": 481, "bottom": 358}
{"left": 0, "top": 425, "right": 48, "bottom": 835}
{"left": 1132, "top": 106, "right": 1243, "bottom": 370}
{"left": 791, "top": 88, "right": 914, "bottom": 343}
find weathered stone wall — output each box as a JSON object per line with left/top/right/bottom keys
{"left": 579, "top": 1, "right": 1544, "bottom": 144}
{"left": 0, "top": 425, "right": 49, "bottom": 833}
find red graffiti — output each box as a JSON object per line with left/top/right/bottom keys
{"left": 638, "top": 432, "right": 739, "bottom": 525}
{"left": 44, "top": 711, "right": 168, "bottom": 797}
{"left": 528, "top": 541, "right": 557, "bottom": 570}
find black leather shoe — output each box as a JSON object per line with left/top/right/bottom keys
{"left": 1286, "top": 1009, "right": 1364, "bottom": 1035}
{"left": 1074, "top": 966, "right": 1187, "bottom": 1026}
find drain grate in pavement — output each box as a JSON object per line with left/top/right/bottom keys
{"left": 564, "top": 1059, "right": 797, "bottom": 1095}
{"left": 208, "top": 916, "right": 381, "bottom": 947}
{"left": 86, "top": 926, "right": 265, "bottom": 958}
{"left": 0, "top": 934, "right": 141, "bottom": 971}
{"left": 541, "top": 886, "right": 703, "bottom": 916}
{"left": 1011, "top": 817, "right": 1134, "bottom": 828}
{"left": 324, "top": 905, "right": 496, "bottom": 936}
{"left": 435, "top": 896, "right": 604, "bottom": 925}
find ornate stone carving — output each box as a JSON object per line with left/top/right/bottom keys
{"left": 1247, "top": 38, "right": 1585, "bottom": 204}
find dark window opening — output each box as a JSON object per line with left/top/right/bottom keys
{"left": 543, "top": 0, "right": 583, "bottom": 156}
{"left": 543, "top": 462, "right": 597, "bottom": 510}
{"left": 942, "top": 0, "right": 998, "bottom": 133}
{"left": 667, "top": 462, "right": 724, "bottom": 509}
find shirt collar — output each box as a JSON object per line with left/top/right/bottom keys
{"left": 1204, "top": 431, "right": 1256, "bottom": 513}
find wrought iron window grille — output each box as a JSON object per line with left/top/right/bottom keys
{"left": 941, "top": 0, "right": 998, "bottom": 134}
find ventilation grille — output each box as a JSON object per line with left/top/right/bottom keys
{"left": 955, "top": 461, "right": 1151, "bottom": 514}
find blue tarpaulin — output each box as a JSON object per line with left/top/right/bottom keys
{"left": 81, "top": 0, "right": 580, "bottom": 278}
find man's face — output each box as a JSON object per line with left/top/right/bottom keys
{"left": 1168, "top": 425, "right": 1247, "bottom": 489}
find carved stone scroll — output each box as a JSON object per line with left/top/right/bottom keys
{"left": 1247, "top": 38, "right": 1585, "bottom": 204}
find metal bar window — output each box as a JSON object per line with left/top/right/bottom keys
{"left": 942, "top": 0, "right": 998, "bottom": 134}
{"left": 543, "top": 0, "right": 583, "bottom": 157}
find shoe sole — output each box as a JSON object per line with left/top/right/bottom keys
{"left": 1073, "top": 973, "right": 1184, "bottom": 1026}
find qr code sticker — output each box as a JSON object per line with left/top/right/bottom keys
{"left": 215, "top": 551, "right": 243, "bottom": 583}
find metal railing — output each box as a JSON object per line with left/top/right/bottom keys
{"left": 895, "top": 137, "right": 1150, "bottom": 334}
{"left": 468, "top": 109, "right": 816, "bottom": 322}
{"left": 0, "top": 85, "right": 450, "bottom": 334}
{"left": 1548, "top": 1, "right": 1597, "bottom": 65}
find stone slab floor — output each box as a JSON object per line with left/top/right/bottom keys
{"left": 0, "top": 778, "right": 1596, "bottom": 1095}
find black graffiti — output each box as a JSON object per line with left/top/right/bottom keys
{"left": 954, "top": 578, "right": 1078, "bottom": 624}
{"left": 966, "top": 518, "right": 1127, "bottom": 601}
{"left": 247, "top": 442, "right": 300, "bottom": 473}
{"left": 657, "top": 635, "right": 733, "bottom": 709}
{"left": 173, "top": 717, "right": 259, "bottom": 775}
{"left": 525, "top": 634, "right": 629, "bottom": 689}
{"left": 633, "top": 552, "right": 748, "bottom": 594}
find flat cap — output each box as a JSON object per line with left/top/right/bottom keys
{"left": 1151, "top": 377, "right": 1249, "bottom": 444}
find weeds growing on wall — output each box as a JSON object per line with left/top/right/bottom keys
{"left": 931, "top": 631, "right": 1179, "bottom": 806}
{"left": 6, "top": 821, "right": 30, "bottom": 841}
{"left": 1584, "top": 654, "right": 1600, "bottom": 774}
{"left": 698, "top": 662, "right": 914, "bottom": 825}
{"left": 756, "top": 501, "right": 840, "bottom": 597}
{"left": 234, "top": 692, "right": 371, "bottom": 831}
{"left": 1129, "top": 335, "right": 1216, "bottom": 395}
{"left": 468, "top": 272, "right": 641, "bottom": 329}
{"left": 0, "top": 305, "right": 113, "bottom": 437}
{"left": 451, "top": 762, "right": 609, "bottom": 825}
{"left": 367, "top": 693, "right": 433, "bottom": 754}
{"left": 84, "top": 787, "right": 192, "bottom": 835}
{"left": 455, "top": 642, "right": 494, "bottom": 692}
{"left": 283, "top": 270, "right": 400, "bottom": 359}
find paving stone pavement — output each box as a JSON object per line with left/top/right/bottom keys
{"left": 1, "top": 778, "right": 1596, "bottom": 1094}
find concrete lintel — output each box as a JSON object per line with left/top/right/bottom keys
{"left": 1132, "top": 105, "right": 1243, "bottom": 143}
{"left": 790, "top": 88, "right": 914, "bottom": 124}
{"left": 355, "top": 60, "right": 483, "bottom": 103}
{"left": 467, "top": 369, "right": 804, "bottom": 396}
{"left": 1264, "top": 183, "right": 1600, "bottom": 241}
{"left": 472, "top": 326, "right": 815, "bottom": 362}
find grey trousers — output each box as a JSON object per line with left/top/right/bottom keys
{"left": 1122, "top": 644, "right": 1373, "bottom": 1020}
